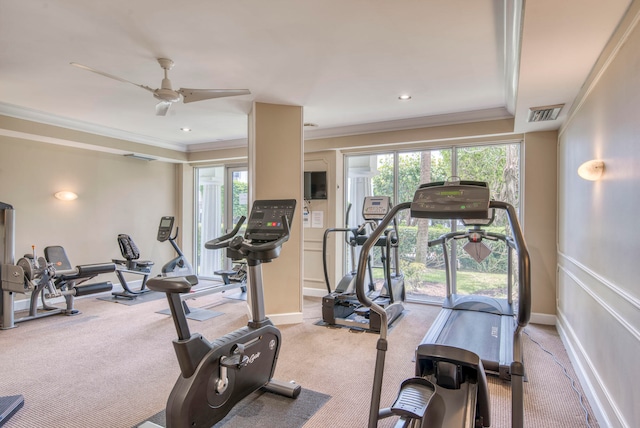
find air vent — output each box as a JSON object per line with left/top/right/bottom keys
{"left": 124, "top": 153, "right": 156, "bottom": 161}
{"left": 527, "top": 104, "right": 564, "bottom": 122}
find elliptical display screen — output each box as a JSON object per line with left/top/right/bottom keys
{"left": 245, "top": 199, "right": 297, "bottom": 242}
{"left": 362, "top": 196, "right": 391, "bottom": 221}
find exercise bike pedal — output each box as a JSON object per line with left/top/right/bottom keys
{"left": 390, "top": 377, "right": 436, "bottom": 420}
{"left": 220, "top": 344, "right": 249, "bottom": 368}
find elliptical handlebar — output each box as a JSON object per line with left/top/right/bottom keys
{"left": 205, "top": 216, "right": 247, "bottom": 250}
{"left": 355, "top": 202, "right": 411, "bottom": 339}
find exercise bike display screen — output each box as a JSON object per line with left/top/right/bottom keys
{"left": 157, "top": 216, "right": 174, "bottom": 242}
{"left": 245, "top": 199, "right": 296, "bottom": 242}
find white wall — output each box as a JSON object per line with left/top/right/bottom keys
{"left": 557, "top": 6, "right": 640, "bottom": 427}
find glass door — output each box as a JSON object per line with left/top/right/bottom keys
{"left": 223, "top": 167, "right": 248, "bottom": 270}
{"left": 194, "top": 165, "right": 248, "bottom": 278}
{"left": 195, "top": 166, "right": 225, "bottom": 278}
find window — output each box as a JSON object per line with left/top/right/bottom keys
{"left": 345, "top": 142, "right": 520, "bottom": 304}
{"left": 194, "top": 166, "right": 248, "bottom": 278}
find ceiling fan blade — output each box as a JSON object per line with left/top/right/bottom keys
{"left": 156, "top": 101, "right": 172, "bottom": 116}
{"left": 70, "top": 62, "right": 155, "bottom": 94}
{"left": 178, "top": 88, "right": 251, "bottom": 104}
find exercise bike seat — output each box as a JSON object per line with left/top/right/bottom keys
{"left": 147, "top": 275, "right": 198, "bottom": 294}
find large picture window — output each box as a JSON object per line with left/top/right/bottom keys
{"left": 345, "top": 142, "right": 521, "bottom": 304}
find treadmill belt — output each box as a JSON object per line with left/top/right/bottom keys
{"left": 435, "top": 310, "right": 501, "bottom": 372}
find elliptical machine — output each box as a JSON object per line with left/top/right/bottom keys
{"left": 144, "top": 199, "right": 300, "bottom": 428}
{"left": 322, "top": 196, "right": 405, "bottom": 332}
{"left": 157, "top": 216, "right": 194, "bottom": 276}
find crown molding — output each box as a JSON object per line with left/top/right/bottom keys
{"left": 0, "top": 102, "right": 188, "bottom": 152}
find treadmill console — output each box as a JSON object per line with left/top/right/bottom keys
{"left": 411, "top": 181, "right": 490, "bottom": 219}
{"left": 245, "top": 199, "right": 297, "bottom": 242}
{"left": 362, "top": 196, "right": 391, "bottom": 221}
{"left": 157, "top": 216, "right": 175, "bottom": 242}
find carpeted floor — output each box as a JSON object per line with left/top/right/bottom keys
{"left": 0, "top": 291, "right": 599, "bottom": 427}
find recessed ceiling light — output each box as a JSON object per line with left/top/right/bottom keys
{"left": 180, "top": 127, "right": 191, "bottom": 132}
{"left": 398, "top": 94, "right": 412, "bottom": 101}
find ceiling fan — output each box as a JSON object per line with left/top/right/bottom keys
{"left": 70, "top": 58, "right": 250, "bottom": 116}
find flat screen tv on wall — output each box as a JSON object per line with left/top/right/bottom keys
{"left": 304, "top": 171, "right": 327, "bottom": 200}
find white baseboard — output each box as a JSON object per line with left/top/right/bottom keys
{"left": 268, "top": 311, "right": 304, "bottom": 325}
{"left": 303, "top": 287, "right": 327, "bottom": 298}
{"left": 530, "top": 312, "right": 556, "bottom": 325}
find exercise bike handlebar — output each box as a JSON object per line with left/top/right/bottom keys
{"left": 229, "top": 215, "right": 292, "bottom": 258}
{"left": 205, "top": 216, "right": 247, "bottom": 250}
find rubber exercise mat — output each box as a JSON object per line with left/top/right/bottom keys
{"left": 97, "top": 290, "right": 165, "bottom": 306}
{"left": 137, "top": 388, "right": 330, "bottom": 428}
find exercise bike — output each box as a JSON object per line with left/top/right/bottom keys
{"left": 157, "top": 216, "right": 194, "bottom": 277}
{"left": 144, "top": 199, "right": 301, "bottom": 428}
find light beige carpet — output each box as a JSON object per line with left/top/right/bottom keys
{"left": 0, "top": 292, "right": 598, "bottom": 427}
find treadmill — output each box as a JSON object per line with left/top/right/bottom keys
{"left": 413, "top": 180, "right": 531, "bottom": 427}
{"left": 424, "top": 210, "right": 518, "bottom": 379}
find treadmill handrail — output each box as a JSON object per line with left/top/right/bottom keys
{"left": 490, "top": 200, "right": 530, "bottom": 329}
{"left": 428, "top": 229, "right": 511, "bottom": 247}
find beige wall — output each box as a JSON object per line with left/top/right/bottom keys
{"left": 557, "top": 4, "right": 640, "bottom": 427}
{"left": 248, "top": 102, "right": 303, "bottom": 322}
{"left": 0, "top": 135, "right": 179, "bottom": 299}
{"left": 523, "top": 131, "right": 558, "bottom": 318}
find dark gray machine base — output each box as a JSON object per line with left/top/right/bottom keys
{"left": 0, "top": 395, "right": 24, "bottom": 427}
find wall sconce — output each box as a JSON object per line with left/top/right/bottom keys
{"left": 54, "top": 191, "right": 78, "bottom": 201}
{"left": 577, "top": 160, "right": 605, "bottom": 181}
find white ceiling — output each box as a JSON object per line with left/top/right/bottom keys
{"left": 0, "top": 0, "right": 632, "bottom": 153}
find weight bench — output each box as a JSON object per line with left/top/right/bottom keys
{"left": 1, "top": 246, "right": 114, "bottom": 329}
{"left": 45, "top": 246, "right": 115, "bottom": 300}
